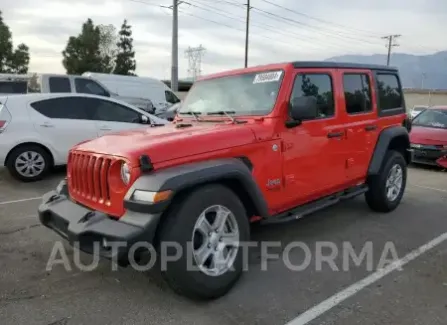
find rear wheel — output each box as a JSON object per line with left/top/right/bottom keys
{"left": 6, "top": 145, "right": 52, "bottom": 182}
{"left": 156, "top": 184, "right": 249, "bottom": 300}
{"left": 365, "top": 150, "right": 407, "bottom": 212}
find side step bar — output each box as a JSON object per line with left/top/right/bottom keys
{"left": 261, "top": 184, "right": 369, "bottom": 225}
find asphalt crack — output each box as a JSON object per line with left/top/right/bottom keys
{"left": 0, "top": 223, "right": 41, "bottom": 235}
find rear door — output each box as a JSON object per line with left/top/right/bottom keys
{"left": 85, "top": 97, "right": 146, "bottom": 136}
{"left": 28, "top": 97, "right": 98, "bottom": 162}
{"left": 339, "top": 69, "right": 378, "bottom": 182}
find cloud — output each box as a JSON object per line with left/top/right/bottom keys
{"left": 0, "top": 0, "right": 446, "bottom": 79}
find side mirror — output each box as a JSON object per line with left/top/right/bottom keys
{"left": 289, "top": 96, "right": 318, "bottom": 121}
{"left": 140, "top": 115, "right": 150, "bottom": 124}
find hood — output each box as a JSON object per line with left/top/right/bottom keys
{"left": 410, "top": 126, "right": 447, "bottom": 145}
{"left": 73, "top": 122, "right": 257, "bottom": 166}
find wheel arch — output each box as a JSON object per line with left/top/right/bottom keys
{"left": 4, "top": 142, "right": 55, "bottom": 167}
{"left": 368, "top": 126, "right": 411, "bottom": 176}
{"left": 125, "top": 158, "right": 269, "bottom": 221}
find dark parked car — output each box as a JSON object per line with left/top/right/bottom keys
{"left": 156, "top": 102, "right": 181, "bottom": 121}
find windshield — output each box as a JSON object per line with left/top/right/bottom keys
{"left": 412, "top": 109, "right": 447, "bottom": 129}
{"left": 179, "top": 70, "right": 284, "bottom": 116}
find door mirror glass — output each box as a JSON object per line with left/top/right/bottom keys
{"left": 290, "top": 96, "right": 318, "bottom": 120}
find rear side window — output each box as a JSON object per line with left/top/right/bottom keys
{"left": 343, "top": 73, "right": 372, "bottom": 114}
{"left": 49, "top": 77, "right": 71, "bottom": 93}
{"left": 0, "top": 81, "right": 28, "bottom": 94}
{"left": 291, "top": 73, "right": 335, "bottom": 118}
{"left": 376, "top": 73, "right": 403, "bottom": 110}
{"left": 30, "top": 97, "right": 91, "bottom": 120}
{"left": 75, "top": 78, "right": 109, "bottom": 97}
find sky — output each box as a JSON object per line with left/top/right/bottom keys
{"left": 1, "top": 0, "right": 446, "bottom": 79}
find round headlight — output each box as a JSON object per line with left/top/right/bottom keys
{"left": 120, "top": 162, "right": 131, "bottom": 185}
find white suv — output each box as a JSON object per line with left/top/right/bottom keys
{"left": 0, "top": 93, "right": 168, "bottom": 182}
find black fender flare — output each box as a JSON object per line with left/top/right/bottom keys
{"left": 124, "top": 158, "right": 269, "bottom": 218}
{"left": 368, "top": 126, "right": 411, "bottom": 175}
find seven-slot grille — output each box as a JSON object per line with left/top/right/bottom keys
{"left": 68, "top": 151, "right": 112, "bottom": 204}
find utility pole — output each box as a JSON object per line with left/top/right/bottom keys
{"left": 244, "top": 0, "right": 251, "bottom": 68}
{"left": 171, "top": 0, "right": 179, "bottom": 91}
{"left": 382, "top": 34, "right": 401, "bottom": 66}
{"left": 162, "top": 1, "right": 185, "bottom": 91}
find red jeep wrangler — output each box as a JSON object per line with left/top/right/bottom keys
{"left": 39, "top": 61, "right": 412, "bottom": 299}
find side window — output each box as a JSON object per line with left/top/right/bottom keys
{"left": 0, "top": 81, "right": 28, "bottom": 94}
{"left": 165, "top": 90, "right": 180, "bottom": 104}
{"left": 291, "top": 73, "right": 335, "bottom": 118}
{"left": 48, "top": 77, "right": 71, "bottom": 93}
{"left": 89, "top": 98, "right": 141, "bottom": 123}
{"left": 75, "top": 78, "right": 109, "bottom": 97}
{"left": 376, "top": 74, "right": 403, "bottom": 110}
{"left": 30, "top": 97, "right": 91, "bottom": 120}
{"left": 343, "top": 73, "right": 372, "bottom": 114}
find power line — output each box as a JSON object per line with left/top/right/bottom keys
{"left": 250, "top": 7, "right": 383, "bottom": 46}
{"left": 382, "top": 34, "right": 401, "bottom": 66}
{"left": 185, "top": 0, "right": 379, "bottom": 52}
{"left": 257, "top": 0, "right": 382, "bottom": 38}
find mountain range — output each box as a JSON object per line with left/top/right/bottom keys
{"left": 326, "top": 51, "right": 447, "bottom": 90}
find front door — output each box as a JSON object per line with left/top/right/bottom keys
{"left": 281, "top": 69, "right": 348, "bottom": 208}
{"left": 338, "top": 69, "right": 379, "bottom": 183}
{"left": 85, "top": 97, "right": 146, "bottom": 136}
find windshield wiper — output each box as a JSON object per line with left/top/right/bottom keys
{"left": 178, "top": 111, "right": 202, "bottom": 121}
{"left": 207, "top": 110, "right": 241, "bottom": 123}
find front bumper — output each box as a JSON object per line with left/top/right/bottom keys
{"left": 410, "top": 146, "right": 447, "bottom": 167}
{"left": 38, "top": 180, "right": 163, "bottom": 265}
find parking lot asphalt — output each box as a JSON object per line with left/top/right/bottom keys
{"left": 0, "top": 165, "right": 446, "bottom": 325}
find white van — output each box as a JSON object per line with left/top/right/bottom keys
{"left": 0, "top": 73, "right": 157, "bottom": 113}
{"left": 82, "top": 72, "right": 181, "bottom": 114}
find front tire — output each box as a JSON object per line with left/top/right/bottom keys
{"left": 365, "top": 150, "right": 407, "bottom": 212}
{"left": 157, "top": 184, "right": 250, "bottom": 300}
{"left": 6, "top": 145, "right": 52, "bottom": 182}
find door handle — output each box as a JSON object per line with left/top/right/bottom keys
{"left": 327, "top": 131, "right": 344, "bottom": 138}
{"left": 365, "top": 125, "right": 377, "bottom": 131}
{"left": 40, "top": 123, "right": 54, "bottom": 128}
{"left": 100, "top": 127, "right": 112, "bottom": 131}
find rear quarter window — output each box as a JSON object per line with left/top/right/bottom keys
{"left": 375, "top": 73, "right": 405, "bottom": 116}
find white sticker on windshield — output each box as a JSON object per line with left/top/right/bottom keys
{"left": 253, "top": 71, "right": 282, "bottom": 84}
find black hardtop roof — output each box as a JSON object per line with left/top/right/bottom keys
{"left": 291, "top": 61, "right": 398, "bottom": 72}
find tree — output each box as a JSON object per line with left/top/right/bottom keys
{"left": 9, "top": 44, "right": 30, "bottom": 74}
{"left": 62, "top": 18, "right": 107, "bottom": 74}
{"left": 0, "top": 11, "right": 30, "bottom": 73}
{"left": 113, "top": 20, "right": 136, "bottom": 75}
{"left": 98, "top": 24, "right": 118, "bottom": 73}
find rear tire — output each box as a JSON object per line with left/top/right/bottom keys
{"left": 6, "top": 145, "right": 52, "bottom": 182}
{"left": 156, "top": 184, "right": 250, "bottom": 300}
{"left": 365, "top": 150, "right": 407, "bottom": 212}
